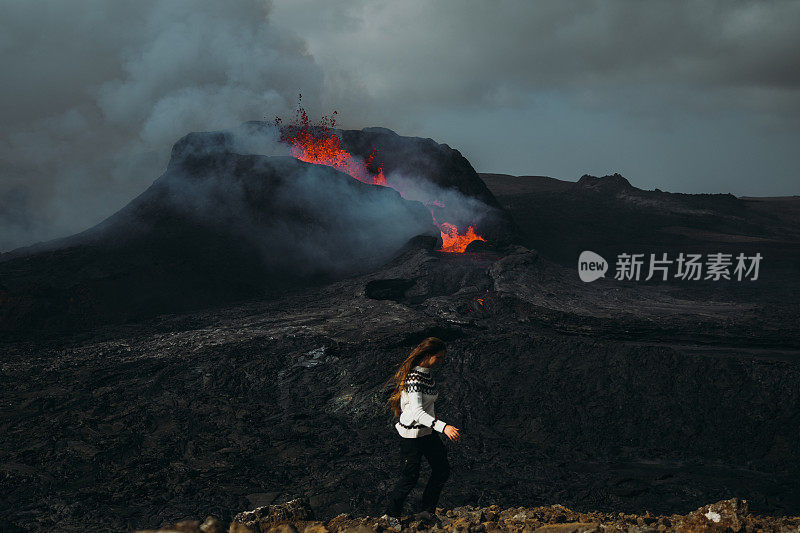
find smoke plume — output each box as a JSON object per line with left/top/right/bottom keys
{"left": 0, "top": 0, "right": 324, "bottom": 252}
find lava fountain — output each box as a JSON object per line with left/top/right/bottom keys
{"left": 275, "top": 96, "right": 486, "bottom": 253}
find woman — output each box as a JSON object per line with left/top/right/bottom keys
{"left": 381, "top": 337, "right": 462, "bottom": 526}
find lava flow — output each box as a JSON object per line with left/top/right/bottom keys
{"left": 437, "top": 222, "right": 486, "bottom": 253}
{"left": 275, "top": 96, "right": 485, "bottom": 253}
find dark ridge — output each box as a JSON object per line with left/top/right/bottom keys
{"left": 575, "top": 172, "right": 636, "bottom": 192}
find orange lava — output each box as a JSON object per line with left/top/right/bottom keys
{"left": 438, "top": 222, "right": 486, "bottom": 253}
{"left": 276, "top": 95, "right": 485, "bottom": 253}
{"left": 276, "top": 97, "right": 385, "bottom": 186}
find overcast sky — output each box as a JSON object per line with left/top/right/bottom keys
{"left": 1, "top": 0, "right": 799, "bottom": 251}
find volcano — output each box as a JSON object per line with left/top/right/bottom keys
{"left": 0, "top": 126, "right": 518, "bottom": 333}
{"left": 265, "top": 98, "right": 519, "bottom": 252}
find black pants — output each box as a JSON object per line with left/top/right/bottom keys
{"left": 385, "top": 431, "right": 450, "bottom": 517}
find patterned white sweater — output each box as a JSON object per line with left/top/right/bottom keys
{"left": 394, "top": 365, "right": 448, "bottom": 438}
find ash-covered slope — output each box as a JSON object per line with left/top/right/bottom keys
{"left": 0, "top": 134, "right": 438, "bottom": 333}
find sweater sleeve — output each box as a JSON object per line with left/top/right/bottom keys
{"left": 406, "top": 382, "right": 448, "bottom": 433}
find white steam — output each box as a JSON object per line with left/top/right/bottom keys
{"left": 0, "top": 0, "right": 322, "bottom": 252}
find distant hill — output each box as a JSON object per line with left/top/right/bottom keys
{"left": 479, "top": 172, "right": 800, "bottom": 287}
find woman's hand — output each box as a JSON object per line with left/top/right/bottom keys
{"left": 443, "top": 424, "right": 461, "bottom": 442}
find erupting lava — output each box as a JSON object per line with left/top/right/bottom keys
{"left": 276, "top": 97, "right": 386, "bottom": 186}
{"left": 437, "top": 222, "right": 486, "bottom": 253}
{"left": 275, "top": 96, "right": 486, "bottom": 253}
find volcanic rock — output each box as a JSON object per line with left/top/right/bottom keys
{"left": 674, "top": 497, "right": 750, "bottom": 531}
{"left": 135, "top": 498, "right": 800, "bottom": 533}
{"left": 231, "top": 497, "right": 315, "bottom": 531}
{"left": 364, "top": 278, "right": 417, "bottom": 302}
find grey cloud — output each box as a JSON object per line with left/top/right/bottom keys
{"left": 273, "top": 0, "right": 800, "bottom": 117}
{"left": 0, "top": 0, "right": 323, "bottom": 252}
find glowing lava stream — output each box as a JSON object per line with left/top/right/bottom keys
{"left": 277, "top": 100, "right": 485, "bottom": 253}
{"left": 436, "top": 221, "right": 486, "bottom": 253}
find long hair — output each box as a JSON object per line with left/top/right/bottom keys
{"left": 383, "top": 337, "right": 446, "bottom": 418}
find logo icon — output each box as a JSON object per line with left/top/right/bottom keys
{"left": 578, "top": 251, "right": 607, "bottom": 282}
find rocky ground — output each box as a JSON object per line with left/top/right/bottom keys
{"left": 135, "top": 496, "right": 800, "bottom": 533}
{"left": 2, "top": 164, "right": 799, "bottom": 531}
{"left": 2, "top": 233, "right": 799, "bottom": 532}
